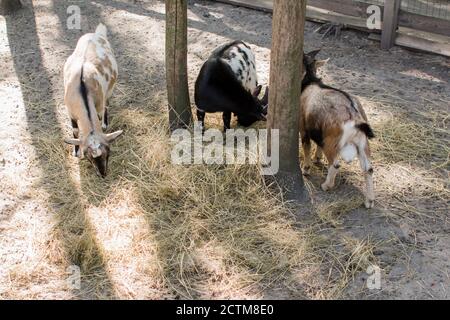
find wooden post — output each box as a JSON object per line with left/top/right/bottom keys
{"left": 267, "top": 0, "right": 308, "bottom": 202}
{"left": 381, "top": 0, "right": 401, "bottom": 50}
{"left": 165, "top": 0, "right": 192, "bottom": 131}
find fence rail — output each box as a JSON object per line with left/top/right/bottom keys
{"left": 212, "top": 0, "right": 450, "bottom": 56}
{"left": 401, "top": 0, "right": 450, "bottom": 20}
{"left": 309, "top": 0, "right": 450, "bottom": 37}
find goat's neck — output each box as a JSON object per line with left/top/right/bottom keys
{"left": 78, "top": 116, "right": 102, "bottom": 140}
{"left": 302, "top": 74, "right": 323, "bottom": 90}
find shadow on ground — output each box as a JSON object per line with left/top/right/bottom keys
{"left": 5, "top": 0, "right": 116, "bottom": 299}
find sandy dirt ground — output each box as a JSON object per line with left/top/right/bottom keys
{"left": 0, "top": 0, "right": 449, "bottom": 299}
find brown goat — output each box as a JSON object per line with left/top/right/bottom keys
{"left": 63, "top": 24, "right": 123, "bottom": 178}
{"left": 300, "top": 50, "right": 375, "bottom": 208}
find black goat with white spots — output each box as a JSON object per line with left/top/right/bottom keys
{"left": 194, "top": 40, "right": 268, "bottom": 131}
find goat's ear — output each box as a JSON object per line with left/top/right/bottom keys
{"left": 64, "top": 138, "right": 81, "bottom": 146}
{"left": 306, "top": 49, "right": 321, "bottom": 59}
{"left": 253, "top": 85, "right": 262, "bottom": 97}
{"left": 105, "top": 130, "right": 123, "bottom": 143}
{"left": 315, "top": 58, "right": 329, "bottom": 69}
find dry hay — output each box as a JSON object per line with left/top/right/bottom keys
{"left": 19, "top": 92, "right": 380, "bottom": 299}
{"left": 24, "top": 85, "right": 447, "bottom": 299}
{"left": 368, "top": 107, "right": 449, "bottom": 226}
{"left": 4, "top": 28, "right": 447, "bottom": 298}
{"left": 3, "top": 70, "right": 447, "bottom": 299}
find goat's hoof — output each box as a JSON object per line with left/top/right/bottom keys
{"left": 365, "top": 199, "right": 375, "bottom": 209}
{"left": 72, "top": 150, "right": 81, "bottom": 158}
{"left": 102, "top": 123, "right": 108, "bottom": 130}
{"left": 321, "top": 183, "right": 332, "bottom": 191}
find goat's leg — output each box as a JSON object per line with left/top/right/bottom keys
{"left": 363, "top": 169, "right": 375, "bottom": 209}
{"left": 222, "top": 111, "right": 232, "bottom": 132}
{"left": 358, "top": 142, "right": 375, "bottom": 209}
{"left": 197, "top": 109, "right": 206, "bottom": 134}
{"left": 102, "top": 106, "right": 109, "bottom": 130}
{"left": 94, "top": 96, "right": 108, "bottom": 130}
{"left": 322, "top": 158, "right": 340, "bottom": 191}
{"left": 71, "top": 119, "right": 80, "bottom": 158}
{"left": 314, "top": 146, "right": 323, "bottom": 164}
{"left": 302, "top": 136, "right": 312, "bottom": 175}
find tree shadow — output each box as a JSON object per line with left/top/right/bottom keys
{"left": 97, "top": 0, "right": 272, "bottom": 48}
{"left": 79, "top": 0, "right": 395, "bottom": 299}
{"left": 323, "top": 49, "right": 449, "bottom": 109}
{"left": 80, "top": 2, "right": 309, "bottom": 298}
{"left": 94, "top": 0, "right": 448, "bottom": 300}
{"left": 122, "top": 131, "right": 313, "bottom": 298}
{"left": 5, "top": 0, "right": 116, "bottom": 299}
{"left": 8, "top": 0, "right": 444, "bottom": 299}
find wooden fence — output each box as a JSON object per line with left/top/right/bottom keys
{"left": 212, "top": 0, "right": 450, "bottom": 56}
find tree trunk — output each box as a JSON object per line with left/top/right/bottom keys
{"left": 267, "top": 0, "right": 308, "bottom": 202}
{"left": 165, "top": 0, "right": 192, "bottom": 131}
{"left": 0, "top": 0, "right": 22, "bottom": 15}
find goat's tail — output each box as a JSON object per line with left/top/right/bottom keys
{"left": 356, "top": 123, "right": 375, "bottom": 139}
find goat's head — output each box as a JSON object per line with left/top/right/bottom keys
{"left": 302, "top": 49, "right": 329, "bottom": 81}
{"left": 252, "top": 85, "right": 269, "bottom": 121}
{"left": 64, "top": 130, "right": 123, "bottom": 178}
{"left": 236, "top": 85, "right": 269, "bottom": 126}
